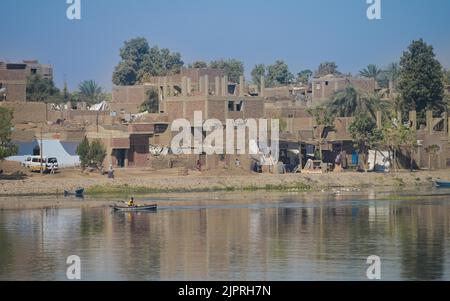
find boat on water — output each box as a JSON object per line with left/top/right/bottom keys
{"left": 64, "top": 188, "right": 85, "bottom": 197}
{"left": 112, "top": 204, "right": 158, "bottom": 212}
{"left": 435, "top": 180, "right": 450, "bottom": 188}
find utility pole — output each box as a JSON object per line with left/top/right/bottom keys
{"left": 40, "top": 127, "right": 44, "bottom": 174}
{"left": 96, "top": 110, "right": 99, "bottom": 133}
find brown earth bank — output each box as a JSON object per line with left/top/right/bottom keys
{"left": 1, "top": 161, "right": 448, "bottom": 198}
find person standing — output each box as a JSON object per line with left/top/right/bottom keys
{"left": 235, "top": 158, "right": 241, "bottom": 168}
{"left": 108, "top": 164, "right": 114, "bottom": 179}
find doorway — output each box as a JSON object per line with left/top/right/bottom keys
{"left": 115, "top": 149, "right": 126, "bottom": 168}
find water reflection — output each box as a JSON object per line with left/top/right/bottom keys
{"left": 0, "top": 195, "right": 450, "bottom": 280}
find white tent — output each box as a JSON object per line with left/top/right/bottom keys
{"left": 89, "top": 101, "right": 107, "bottom": 111}
{"left": 7, "top": 140, "right": 80, "bottom": 168}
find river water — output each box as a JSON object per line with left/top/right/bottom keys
{"left": 1, "top": 191, "right": 450, "bottom": 281}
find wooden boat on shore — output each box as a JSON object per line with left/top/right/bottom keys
{"left": 435, "top": 180, "right": 450, "bottom": 188}
{"left": 112, "top": 204, "right": 158, "bottom": 212}
{"left": 64, "top": 188, "right": 85, "bottom": 197}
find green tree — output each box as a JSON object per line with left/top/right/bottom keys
{"left": 112, "top": 61, "right": 137, "bottom": 86}
{"left": 325, "top": 85, "right": 384, "bottom": 118}
{"left": 140, "top": 89, "right": 159, "bottom": 113}
{"left": 0, "top": 108, "right": 18, "bottom": 161}
{"left": 112, "top": 37, "right": 184, "bottom": 86}
{"left": 307, "top": 106, "right": 335, "bottom": 161}
{"left": 402, "top": 126, "right": 418, "bottom": 172}
{"left": 209, "top": 59, "right": 244, "bottom": 83}
{"left": 251, "top": 64, "right": 266, "bottom": 88}
{"left": 190, "top": 61, "right": 208, "bottom": 68}
{"left": 397, "top": 39, "right": 445, "bottom": 116}
{"left": 381, "top": 123, "right": 416, "bottom": 172}
{"left": 382, "top": 124, "right": 402, "bottom": 173}
{"left": 297, "top": 69, "right": 313, "bottom": 85}
{"left": 316, "top": 61, "right": 340, "bottom": 77}
{"left": 89, "top": 139, "right": 107, "bottom": 169}
{"left": 139, "top": 47, "right": 183, "bottom": 80}
{"left": 266, "top": 60, "right": 294, "bottom": 86}
{"left": 76, "top": 138, "right": 107, "bottom": 171}
{"left": 26, "top": 74, "right": 62, "bottom": 103}
{"left": 78, "top": 80, "right": 104, "bottom": 105}
{"left": 349, "top": 115, "right": 383, "bottom": 172}
{"left": 118, "top": 37, "right": 150, "bottom": 67}
{"left": 76, "top": 137, "right": 90, "bottom": 170}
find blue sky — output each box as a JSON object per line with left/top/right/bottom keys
{"left": 1, "top": 0, "right": 450, "bottom": 91}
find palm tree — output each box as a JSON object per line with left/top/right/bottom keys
{"left": 325, "top": 85, "right": 385, "bottom": 118}
{"left": 359, "top": 64, "right": 381, "bottom": 80}
{"left": 385, "top": 63, "right": 399, "bottom": 81}
{"left": 78, "top": 80, "right": 104, "bottom": 105}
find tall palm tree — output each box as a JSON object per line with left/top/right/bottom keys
{"left": 359, "top": 64, "right": 381, "bottom": 80}
{"left": 78, "top": 80, "right": 103, "bottom": 105}
{"left": 325, "top": 85, "right": 385, "bottom": 118}
{"left": 374, "top": 62, "right": 400, "bottom": 90}
{"left": 385, "top": 63, "right": 400, "bottom": 81}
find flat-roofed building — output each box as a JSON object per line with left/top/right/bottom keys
{"left": 0, "top": 61, "right": 27, "bottom": 102}
{"left": 0, "top": 59, "right": 54, "bottom": 102}
{"left": 311, "top": 74, "right": 376, "bottom": 103}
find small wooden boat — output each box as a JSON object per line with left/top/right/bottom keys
{"left": 64, "top": 188, "right": 85, "bottom": 197}
{"left": 112, "top": 204, "right": 158, "bottom": 212}
{"left": 435, "top": 180, "right": 450, "bottom": 188}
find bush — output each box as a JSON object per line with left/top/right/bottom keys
{"left": 76, "top": 138, "right": 106, "bottom": 171}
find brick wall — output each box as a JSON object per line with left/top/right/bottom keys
{"left": 129, "top": 134, "right": 150, "bottom": 167}
{"left": 0, "top": 67, "right": 27, "bottom": 102}
{"left": 312, "top": 77, "right": 376, "bottom": 103}
{"left": 0, "top": 102, "right": 47, "bottom": 123}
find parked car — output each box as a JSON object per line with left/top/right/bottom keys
{"left": 25, "top": 156, "right": 59, "bottom": 173}
{"left": 22, "top": 156, "right": 32, "bottom": 168}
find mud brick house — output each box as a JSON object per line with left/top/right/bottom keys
{"left": 311, "top": 75, "right": 376, "bottom": 103}
{"left": 0, "top": 61, "right": 27, "bottom": 102}
{"left": 110, "top": 68, "right": 230, "bottom": 115}
{"left": 86, "top": 122, "right": 171, "bottom": 168}
{"left": 110, "top": 85, "right": 154, "bottom": 115}
{"left": 0, "top": 60, "right": 53, "bottom": 103}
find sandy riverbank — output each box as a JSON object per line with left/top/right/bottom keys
{"left": 1, "top": 160, "right": 448, "bottom": 197}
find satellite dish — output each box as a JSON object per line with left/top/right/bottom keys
{"left": 0, "top": 88, "right": 6, "bottom": 94}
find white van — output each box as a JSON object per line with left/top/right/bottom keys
{"left": 24, "top": 156, "right": 59, "bottom": 173}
